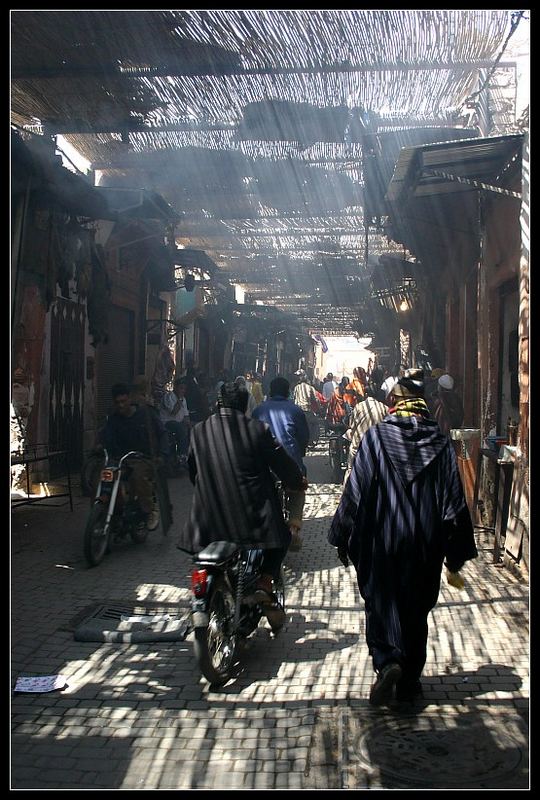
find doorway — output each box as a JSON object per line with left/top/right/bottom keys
{"left": 49, "top": 297, "right": 86, "bottom": 474}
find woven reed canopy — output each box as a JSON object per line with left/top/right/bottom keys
{"left": 11, "top": 9, "right": 520, "bottom": 334}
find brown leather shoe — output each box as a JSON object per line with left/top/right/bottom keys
{"left": 369, "top": 663, "right": 403, "bottom": 706}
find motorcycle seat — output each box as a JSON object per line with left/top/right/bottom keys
{"left": 196, "top": 540, "right": 240, "bottom": 564}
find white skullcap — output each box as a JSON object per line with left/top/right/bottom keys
{"left": 438, "top": 374, "right": 454, "bottom": 390}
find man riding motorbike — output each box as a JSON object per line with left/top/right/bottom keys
{"left": 101, "top": 382, "right": 170, "bottom": 531}
{"left": 177, "top": 381, "right": 308, "bottom": 631}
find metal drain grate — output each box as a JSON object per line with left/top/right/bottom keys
{"left": 84, "top": 603, "right": 176, "bottom": 621}
{"left": 72, "top": 602, "right": 192, "bottom": 643}
{"left": 349, "top": 710, "right": 528, "bottom": 789}
{"left": 303, "top": 707, "right": 528, "bottom": 789}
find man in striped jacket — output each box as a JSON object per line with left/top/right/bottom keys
{"left": 178, "top": 381, "right": 307, "bottom": 629}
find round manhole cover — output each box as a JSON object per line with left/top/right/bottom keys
{"left": 354, "top": 714, "right": 526, "bottom": 788}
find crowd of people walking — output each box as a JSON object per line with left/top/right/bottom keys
{"left": 97, "top": 358, "right": 473, "bottom": 706}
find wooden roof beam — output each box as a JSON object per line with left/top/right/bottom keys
{"left": 176, "top": 224, "right": 369, "bottom": 234}
{"left": 185, "top": 228, "right": 367, "bottom": 236}
{"left": 42, "top": 121, "right": 237, "bottom": 136}
{"left": 42, "top": 118, "right": 459, "bottom": 138}
{"left": 12, "top": 59, "right": 515, "bottom": 81}
{"left": 197, "top": 244, "right": 369, "bottom": 252}
{"left": 166, "top": 211, "right": 367, "bottom": 224}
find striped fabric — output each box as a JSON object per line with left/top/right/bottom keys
{"left": 292, "top": 381, "right": 317, "bottom": 413}
{"left": 377, "top": 414, "right": 447, "bottom": 486}
{"left": 328, "top": 415, "right": 477, "bottom": 682}
{"left": 346, "top": 397, "right": 388, "bottom": 471}
{"left": 178, "top": 408, "right": 304, "bottom": 554}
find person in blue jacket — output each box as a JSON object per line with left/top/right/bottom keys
{"left": 253, "top": 376, "right": 309, "bottom": 551}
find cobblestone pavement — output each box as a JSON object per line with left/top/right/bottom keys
{"left": 11, "top": 437, "right": 529, "bottom": 789}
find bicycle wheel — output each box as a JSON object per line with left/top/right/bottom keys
{"left": 193, "top": 581, "right": 237, "bottom": 686}
{"left": 83, "top": 503, "right": 110, "bottom": 567}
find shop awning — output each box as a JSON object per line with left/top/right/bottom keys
{"left": 95, "top": 186, "right": 179, "bottom": 222}
{"left": 175, "top": 306, "right": 206, "bottom": 328}
{"left": 11, "top": 129, "right": 115, "bottom": 219}
{"left": 174, "top": 248, "right": 219, "bottom": 274}
{"left": 386, "top": 134, "right": 524, "bottom": 204}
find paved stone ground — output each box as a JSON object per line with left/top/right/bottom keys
{"left": 11, "top": 436, "right": 529, "bottom": 789}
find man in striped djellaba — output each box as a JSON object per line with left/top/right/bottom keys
{"left": 328, "top": 369, "right": 477, "bottom": 706}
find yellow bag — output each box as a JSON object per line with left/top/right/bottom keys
{"left": 446, "top": 568, "right": 465, "bottom": 590}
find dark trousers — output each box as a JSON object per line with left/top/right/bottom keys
{"left": 261, "top": 546, "right": 287, "bottom": 582}
{"left": 364, "top": 595, "right": 429, "bottom": 687}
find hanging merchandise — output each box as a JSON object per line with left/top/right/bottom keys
{"left": 151, "top": 345, "right": 176, "bottom": 405}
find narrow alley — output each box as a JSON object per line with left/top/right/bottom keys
{"left": 11, "top": 9, "right": 530, "bottom": 791}
{"left": 11, "top": 441, "right": 529, "bottom": 789}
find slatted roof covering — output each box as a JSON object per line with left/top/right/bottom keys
{"left": 11, "top": 9, "right": 519, "bottom": 334}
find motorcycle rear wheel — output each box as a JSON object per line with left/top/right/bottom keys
{"left": 194, "top": 583, "right": 237, "bottom": 686}
{"left": 84, "top": 503, "right": 110, "bottom": 567}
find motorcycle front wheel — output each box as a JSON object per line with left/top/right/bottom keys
{"left": 83, "top": 503, "right": 110, "bottom": 567}
{"left": 193, "top": 582, "right": 237, "bottom": 686}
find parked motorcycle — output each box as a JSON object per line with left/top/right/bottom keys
{"left": 83, "top": 449, "right": 154, "bottom": 567}
{"left": 328, "top": 424, "right": 350, "bottom": 484}
{"left": 190, "top": 543, "right": 286, "bottom": 686}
